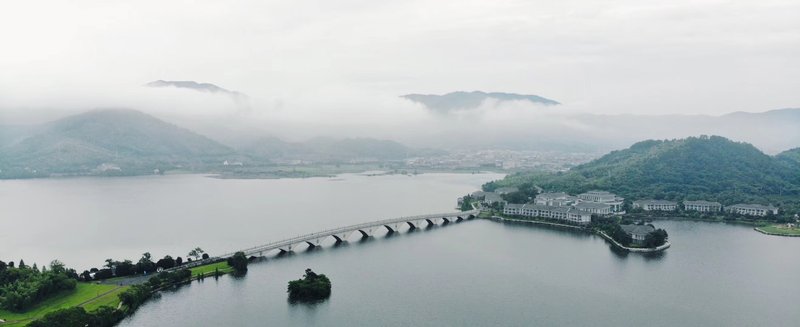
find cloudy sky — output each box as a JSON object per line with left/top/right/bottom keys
{"left": 1, "top": 0, "right": 798, "bottom": 124}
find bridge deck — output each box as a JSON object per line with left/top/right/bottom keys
{"left": 172, "top": 209, "right": 479, "bottom": 271}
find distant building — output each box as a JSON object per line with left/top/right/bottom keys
{"left": 471, "top": 191, "right": 506, "bottom": 206}
{"left": 533, "top": 192, "right": 577, "bottom": 207}
{"left": 577, "top": 190, "right": 625, "bottom": 212}
{"left": 633, "top": 200, "right": 678, "bottom": 211}
{"left": 574, "top": 202, "right": 612, "bottom": 215}
{"left": 494, "top": 187, "right": 519, "bottom": 195}
{"left": 621, "top": 224, "right": 655, "bottom": 243}
{"left": 502, "top": 204, "right": 592, "bottom": 224}
{"left": 725, "top": 204, "right": 778, "bottom": 217}
{"left": 683, "top": 200, "right": 722, "bottom": 212}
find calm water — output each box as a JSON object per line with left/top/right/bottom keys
{"left": 0, "top": 173, "right": 502, "bottom": 270}
{"left": 2, "top": 174, "right": 799, "bottom": 326}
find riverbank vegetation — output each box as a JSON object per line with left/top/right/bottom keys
{"left": 0, "top": 260, "right": 78, "bottom": 312}
{"left": 227, "top": 252, "right": 249, "bottom": 274}
{"left": 288, "top": 269, "right": 331, "bottom": 302}
{"left": 756, "top": 224, "right": 800, "bottom": 236}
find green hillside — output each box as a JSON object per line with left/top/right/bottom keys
{"left": 485, "top": 136, "right": 800, "bottom": 213}
{"left": 0, "top": 109, "right": 235, "bottom": 178}
{"left": 776, "top": 147, "right": 800, "bottom": 167}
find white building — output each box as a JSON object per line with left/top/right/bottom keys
{"left": 533, "top": 192, "right": 577, "bottom": 207}
{"left": 726, "top": 204, "right": 778, "bottom": 217}
{"left": 574, "top": 202, "right": 612, "bottom": 215}
{"left": 577, "top": 190, "right": 625, "bottom": 213}
{"left": 633, "top": 200, "right": 678, "bottom": 211}
{"left": 503, "top": 204, "right": 592, "bottom": 224}
{"left": 683, "top": 200, "right": 722, "bottom": 212}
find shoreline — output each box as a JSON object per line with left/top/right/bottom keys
{"left": 489, "top": 215, "right": 670, "bottom": 253}
{"left": 753, "top": 227, "right": 800, "bottom": 237}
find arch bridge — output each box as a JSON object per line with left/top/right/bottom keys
{"left": 177, "top": 209, "right": 479, "bottom": 270}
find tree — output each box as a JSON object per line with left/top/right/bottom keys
{"left": 49, "top": 260, "right": 65, "bottom": 273}
{"left": 136, "top": 253, "right": 155, "bottom": 274}
{"left": 175, "top": 257, "right": 183, "bottom": 266}
{"left": 188, "top": 247, "right": 205, "bottom": 261}
{"left": 156, "top": 255, "right": 176, "bottom": 270}
{"left": 643, "top": 229, "right": 669, "bottom": 248}
{"left": 226, "top": 252, "right": 248, "bottom": 273}
{"left": 18, "top": 259, "right": 26, "bottom": 269}
{"left": 202, "top": 253, "right": 210, "bottom": 260}
{"left": 287, "top": 268, "right": 332, "bottom": 302}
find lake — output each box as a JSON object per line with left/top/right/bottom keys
{"left": 2, "top": 173, "right": 798, "bottom": 326}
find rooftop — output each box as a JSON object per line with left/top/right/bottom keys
{"left": 621, "top": 224, "right": 655, "bottom": 238}
{"left": 634, "top": 199, "right": 678, "bottom": 205}
{"left": 683, "top": 200, "right": 722, "bottom": 206}
{"left": 574, "top": 202, "right": 612, "bottom": 209}
{"left": 728, "top": 203, "right": 777, "bottom": 210}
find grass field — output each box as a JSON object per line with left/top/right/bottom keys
{"left": 0, "top": 283, "right": 128, "bottom": 326}
{"left": 190, "top": 261, "right": 233, "bottom": 277}
{"left": 758, "top": 224, "right": 800, "bottom": 236}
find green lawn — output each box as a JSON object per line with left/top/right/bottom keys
{"left": 759, "top": 225, "right": 800, "bottom": 236}
{"left": 0, "top": 283, "right": 127, "bottom": 326}
{"left": 190, "top": 261, "right": 233, "bottom": 277}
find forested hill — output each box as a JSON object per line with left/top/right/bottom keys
{"left": 485, "top": 136, "right": 800, "bottom": 207}
{"left": 0, "top": 109, "right": 235, "bottom": 178}
{"left": 776, "top": 147, "right": 800, "bottom": 168}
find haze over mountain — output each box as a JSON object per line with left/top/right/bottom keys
{"left": 145, "top": 80, "right": 250, "bottom": 110}
{"left": 487, "top": 136, "right": 800, "bottom": 207}
{"left": 0, "top": 109, "right": 439, "bottom": 178}
{"left": 0, "top": 109, "right": 235, "bottom": 177}
{"left": 401, "top": 91, "right": 559, "bottom": 112}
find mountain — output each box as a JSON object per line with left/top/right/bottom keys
{"left": 145, "top": 80, "right": 247, "bottom": 97}
{"left": 777, "top": 147, "right": 800, "bottom": 167}
{"left": 241, "top": 137, "right": 443, "bottom": 162}
{"left": 144, "top": 80, "right": 249, "bottom": 108}
{"left": 401, "top": 91, "right": 559, "bottom": 112}
{"left": 0, "top": 109, "right": 235, "bottom": 178}
{"left": 485, "top": 136, "right": 800, "bottom": 205}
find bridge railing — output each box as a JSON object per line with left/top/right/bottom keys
{"left": 216, "top": 210, "right": 479, "bottom": 258}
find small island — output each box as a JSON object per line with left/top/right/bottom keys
{"left": 287, "top": 269, "right": 332, "bottom": 302}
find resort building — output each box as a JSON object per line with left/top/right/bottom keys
{"left": 725, "top": 204, "right": 778, "bottom": 217}
{"left": 470, "top": 191, "right": 506, "bottom": 206}
{"left": 621, "top": 224, "right": 655, "bottom": 244}
{"left": 577, "top": 190, "right": 625, "bottom": 213}
{"left": 633, "top": 200, "right": 678, "bottom": 211}
{"left": 574, "top": 202, "right": 612, "bottom": 215}
{"left": 502, "top": 204, "right": 592, "bottom": 224}
{"left": 683, "top": 200, "right": 722, "bottom": 212}
{"left": 494, "top": 187, "right": 519, "bottom": 195}
{"left": 533, "top": 192, "right": 577, "bottom": 207}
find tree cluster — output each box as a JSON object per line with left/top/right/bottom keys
{"left": 287, "top": 269, "right": 332, "bottom": 302}
{"left": 643, "top": 229, "right": 669, "bottom": 248}
{"left": 0, "top": 259, "right": 77, "bottom": 311}
{"left": 226, "top": 252, "right": 249, "bottom": 274}
{"left": 27, "top": 306, "right": 124, "bottom": 327}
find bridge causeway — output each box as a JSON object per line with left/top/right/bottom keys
{"left": 176, "top": 209, "right": 480, "bottom": 270}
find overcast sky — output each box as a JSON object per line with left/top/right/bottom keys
{"left": 1, "top": 0, "right": 798, "bottom": 123}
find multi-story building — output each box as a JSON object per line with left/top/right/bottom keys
{"left": 533, "top": 192, "right": 577, "bottom": 207}
{"left": 502, "top": 204, "right": 592, "bottom": 224}
{"left": 577, "top": 190, "right": 625, "bottom": 212}
{"left": 683, "top": 200, "right": 722, "bottom": 212}
{"left": 632, "top": 200, "right": 678, "bottom": 211}
{"left": 574, "top": 202, "right": 612, "bottom": 215}
{"left": 725, "top": 204, "right": 778, "bottom": 217}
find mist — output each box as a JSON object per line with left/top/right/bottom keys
{"left": 1, "top": 0, "right": 799, "bottom": 153}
